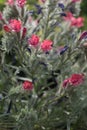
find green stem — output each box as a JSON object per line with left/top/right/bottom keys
{"left": 67, "top": 120, "right": 71, "bottom": 130}
{"left": 42, "top": 7, "right": 50, "bottom": 40}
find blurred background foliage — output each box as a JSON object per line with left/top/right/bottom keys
{"left": 81, "top": 0, "right": 87, "bottom": 15}
{"left": 81, "top": 0, "right": 87, "bottom": 30}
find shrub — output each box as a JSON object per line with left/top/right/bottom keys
{"left": 0, "top": 0, "right": 87, "bottom": 130}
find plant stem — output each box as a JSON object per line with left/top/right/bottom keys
{"left": 67, "top": 120, "right": 71, "bottom": 130}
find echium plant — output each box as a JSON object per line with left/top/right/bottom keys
{"left": 0, "top": 0, "right": 87, "bottom": 130}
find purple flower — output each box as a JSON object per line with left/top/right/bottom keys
{"left": 60, "top": 46, "right": 68, "bottom": 55}
{"left": 60, "top": 13, "right": 66, "bottom": 17}
{"left": 58, "top": 3, "right": 65, "bottom": 10}
{"left": 34, "top": 4, "right": 43, "bottom": 14}
{"left": 79, "top": 31, "right": 87, "bottom": 40}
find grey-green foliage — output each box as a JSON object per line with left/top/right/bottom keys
{"left": 0, "top": 0, "right": 87, "bottom": 130}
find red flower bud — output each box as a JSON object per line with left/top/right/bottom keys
{"left": 22, "top": 27, "right": 27, "bottom": 38}
{"left": 23, "top": 81, "right": 33, "bottom": 90}
{"left": 3, "top": 25, "right": 11, "bottom": 32}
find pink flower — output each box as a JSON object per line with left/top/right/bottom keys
{"left": 3, "top": 19, "right": 22, "bottom": 33}
{"left": 6, "top": 0, "right": 14, "bottom": 6}
{"left": 64, "top": 12, "right": 76, "bottom": 25}
{"left": 64, "top": 12, "right": 84, "bottom": 28}
{"left": 76, "top": 17, "right": 84, "bottom": 28}
{"left": 69, "top": 74, "right": 84, "bottom": 86}
{"left": 63, "top": 74, "right": 84, "bottom": 88}
{"left": 28, "top": 34, "right": 40, "bottom": 46}
{"left": 72, "top": 0, "right": 81, "bottom": 3}
{"left": 70, "top": 17, "right": 77, "bottom": 26}
{"left": 41, "top": 40, "right": 53, "bottom": 52}
{"left": 64, "top": 12, "right": 77, "bottom": 26}
{"left": 16, "top": 0, "right": 26, "bottom": 7}
{"left": 71, "top": 17, "right": 84, "bottom": 28}
{"left": 23, "top": 81, "right": 33, "bottom": 90}
{"left": 3, "top": 25, "right": 11, "bottom": 32}
{"left": 64, "top": 12, "right": 73, "bottom": 21}
{"left": 9, "top": 19, "right": 22, "bottom": 32}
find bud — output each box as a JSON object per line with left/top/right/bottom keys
{"left": 23, "top": 81, "right": 33, "bottom": 90}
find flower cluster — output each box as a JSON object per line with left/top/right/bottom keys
{"left": 1, "top": 0, "right": 85, "bottom": 91}
{"left": 7, "top": 0, "right": 26, "bottom": 7}
{"left": 28, "top": 35, "right": 53, "bottom": 52}
{"left": 64, "top": 12, "right": 84, "bottom": 28}
{"left": 3, "top": 19, "right": 22, "bottom": 32}
{"left": 16, "top": 0, "right": 26, "bottom": 7}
